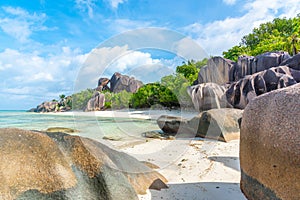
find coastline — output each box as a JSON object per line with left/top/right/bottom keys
{"left": 40, "top": 109, "right": 198, "bottom": 120}
{"left": 29, "top": 109, "right": 246, "bottom": 199}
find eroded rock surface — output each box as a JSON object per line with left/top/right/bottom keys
{"left": 0, "top": 128, "right": 168, "bottom": 200}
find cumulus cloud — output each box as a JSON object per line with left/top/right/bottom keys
{"left": 75, "top": 45, "right": 184, "bottom": 91}
{"left": 0, "top": 6, "right": 52, "bottom": 43}
{"left": 183, "top": 0, "right": 300, "bottom": 56}
{"left": 0, "top": 47, "right": 87, "bottom": 106}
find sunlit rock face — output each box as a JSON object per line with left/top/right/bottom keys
{"left": 240, "top": 83, "right": 300, "bottom": 200}
{"left": 0, "top": 128, "right": 167, "bottom": 200}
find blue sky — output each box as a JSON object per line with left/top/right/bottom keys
{"left": 0, "top": 0, "right": 299, "bottom": 109}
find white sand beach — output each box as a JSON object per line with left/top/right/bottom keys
{"left": 44, "top": 110, "right": 246, "bottom": 200}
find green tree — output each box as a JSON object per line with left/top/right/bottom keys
{"left": 223, "top": 14, "right": 300, "bottom": 59}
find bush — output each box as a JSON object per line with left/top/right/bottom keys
{"left": 130, "top": 83, "right": 179, "bottom": 108}
{"left": 72, "top": 89, "right": 94, "bottom": 110}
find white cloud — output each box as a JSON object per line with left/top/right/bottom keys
{"left": 183, "top": 0, "right": 300, "bottom": 56}
{"left": 109, "top": 0, "right": 127, "bottom": 9}
{"left": 223, "top": 0, "right": 237, "bottom": 5}
{"left": 109, "top": 51, "right": 160, "bottom": 72}
{"left": 0, "top": 6, "right": 50, "bottom": 43}
{"left": 0, "top": 47, "right": 87, "bottom": 103}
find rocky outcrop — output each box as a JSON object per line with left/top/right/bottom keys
{"left": 157, "top": 115, "right": 187, "bottom": 135}
{"left": 0, "top": 128, "right": 168, "bottom": 200}
{"left": 198, "top": 57, "right": 236, "bottom": 85}
{"left": 226, "top": 67, "right": 297, "bottom": 109}
{"left": 34, "top": 101, "right": 59, "bottom": 112}
{"left": 187, "top": 83, "right": 233, "bottom": 112}
{"left": 85, "top": 91, "right": 105, "bottom": 111}
{"left": 240, "top": 83, "right": 300, "bottom": 200}
{"left": 156, "top": 108, "right": 243, "bottom": 142}
{"left": 279, "top": 52, "right": 300, "bottom": 70}
{"left": 234, "top": 51, "right": 290, "bottom": 81}
{"left": 110, "top": 72, "right": 143, "bottom": 93}
{"left": 97, "top": 77, "right": 110, "bottom": 91}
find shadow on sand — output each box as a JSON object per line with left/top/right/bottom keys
{"left": 149, "top": 181, "right": 246, "bottom": 200}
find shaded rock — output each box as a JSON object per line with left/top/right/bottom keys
{"left": 187, "top": 83, "right": 233, "bottom": 112}
{"left": 0, "top": 128, "right": 168, "bottom": 200}
{"left": 198, "top": 57, "right": 236, "bottom": 84}
{"left": 157, "top": 115, "right": 188, "bottom": 135}
{"left": 279, "top": 52, "right": 300, "bottom": 70}
{"left": 156, "top": 109, "right": 243, "bottom": 142}
{"left": 85, "top": 91, "right": 105, "bottom": 111}
{"left": 110, "top": 72, "right": 143, "bottom": 93}
{"left": 97, "top": 77, "right": 110, "bottom": 91}
{"left": 235, "top": 51, "right": 290, "bottom": 81}
{"left": 226, "top": 67, "right": 297, "bottom": 109}
{"left": 142, "top": 131, "right": 163, "bottom": 139}
{"left": 102, "top": 135, "right": 122, "bottom": 141}
{"left": 187, "top": 108, "right": 243, "bottom": 142}
{"left": 240, "top": 83, "right": 300, "bottom": 200}
{"left": 45, "top": 127, "right": 79, "bottom": 134}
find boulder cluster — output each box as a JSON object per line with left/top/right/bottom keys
{"left": 85, "top": 72, "right": 143, "bottom": 111}
{"left": 188, "top": 51, "right": 300, "bottom": 110}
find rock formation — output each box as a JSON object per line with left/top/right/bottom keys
{"left": 85, "top": 91, "right": 105, "bottom": 111}
{"left": 191, "top": 52, "right": 300, "bottom": 111}
{"left": 240, "top": 83, "right": 300, "bottom": 200}
{"left": 234, "top": 51, "right": 290, "bottom": 81}
{"left": 187, "top": 83, "right": 233, "bottom": 112}
{"left": 198, "top": 56, "right": 236, "bottom": 85}
{"left": 0, "top": 128, "right": 168, "bottom": 200}
{"left": 156, "top": 108, "right": 243, "bottom": 142}
{"left": 226, "top": 67, "right": 297, "bottom": 109}
{"left": 110, "top": 72, "right": 143, "bottom": 93}
{"left": 34, "top": 101, "right": 59, "bottom": 112}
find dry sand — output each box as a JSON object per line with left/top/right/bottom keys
{"left": 45, "top": 110, "right": 246, "bottom": 200}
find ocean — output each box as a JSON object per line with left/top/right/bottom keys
{"left": 0, "top": 110, "right": 159, "bottom": 146}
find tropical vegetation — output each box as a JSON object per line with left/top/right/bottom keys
{"left": 223, "top": 14, "right": 300, "bottom": 61}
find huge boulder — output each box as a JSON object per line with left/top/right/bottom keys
{"left": 85, "top": 91, "right": 105, "bottom": 111}
{"left": 235, "top": 51, "right": 290, "bottom": 81}
{"left": 110, "top": 72, "right": 143, "bottom": 93}
{"left": 198, "top": 57, "right": 236, "bottom": 84}
{"left": 0, "top": 128, "right": 167, "bottom": 200}
{"left": 187, "top": 108, "right": 243, "bottom": 142}
{"left": 226, "top": 67, "right": 297, "bottom": 109}
{"left": 156, "top": 108, "right": 243, "bottom": 142}
{"left": 187, "top": 83, "right": 233, "bottom": 112}
{"left": 240, "top": 83, "right": 300, "bottom": 200}
{"left": 279, "top": 52, "right": 300, "bottom": 70}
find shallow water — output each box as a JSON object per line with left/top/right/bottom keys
{"left": 0, "top": 110, "right": 159, "bottom": 144}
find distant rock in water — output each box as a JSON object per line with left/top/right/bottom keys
{"left": 0, "top": 128, "right": 168, "bottom": 200}
{"left": 45, "top": 127, "right": 79, "bottom": 134}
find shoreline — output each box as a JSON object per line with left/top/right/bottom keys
{"left": 38, "top": 109, "right": 199, "bottom": 120}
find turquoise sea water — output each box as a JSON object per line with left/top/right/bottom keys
{"left": 0, "top": 110, "right": 159, "bottom": 144}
